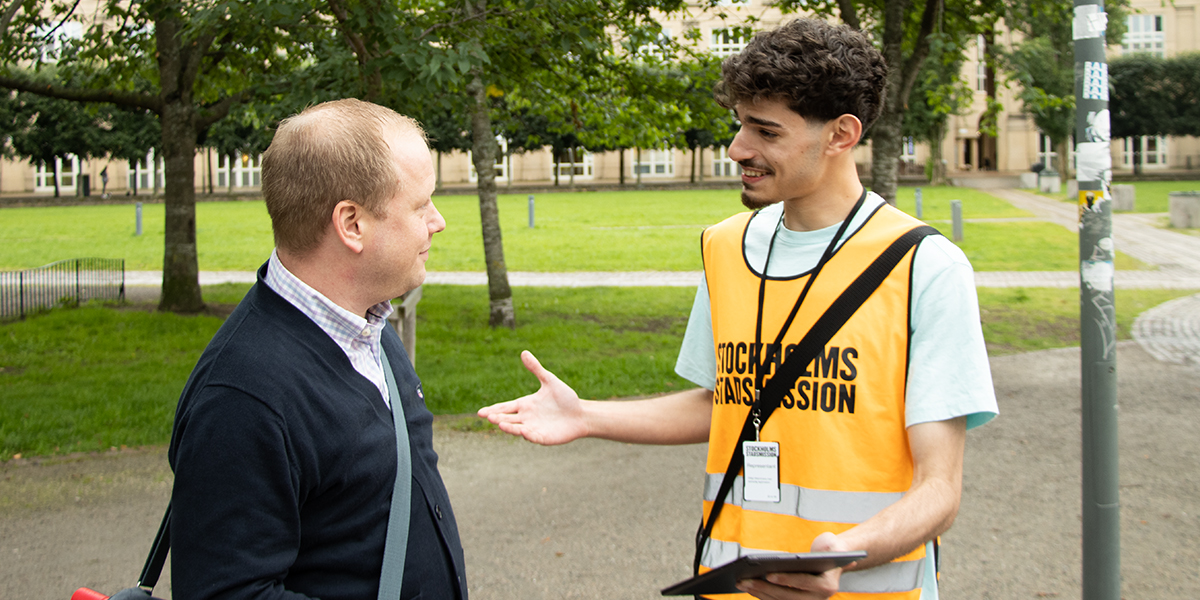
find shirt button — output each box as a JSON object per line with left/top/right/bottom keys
{"left": 360, "top": 328, "right": 370, "bottom": 337}
{"left": 435, "top": 504, "right": 443, "bottom": 520}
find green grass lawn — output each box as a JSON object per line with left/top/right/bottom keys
{"left": 1120, "top": 180, "right": 1200, "bottom": 213}
{"left": 2, "top": 284, "right": 1195, "bottom": 461}
{"left": 0, "top": 186, "right": 1146, "bottom": 272}
{"left": 1043, "top": 180, "right": 1200, "bottom": 214}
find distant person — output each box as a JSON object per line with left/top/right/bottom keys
{"left": 169, "top": 98, "right": 466, "bottom": 600}
{"left": 99, "top": 167, "right": 109, "bottom": 197}
{"left": 480, "top": 18, "right": 996, "bottom": 600}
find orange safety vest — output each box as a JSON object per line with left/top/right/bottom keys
{"left": 700, "top": 203, "right": 930, "bottom": 600}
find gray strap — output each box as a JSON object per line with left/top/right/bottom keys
{"left": 378, "top": 349, "right": 412, "bottom": 600}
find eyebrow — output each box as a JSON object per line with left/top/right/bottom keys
{"left": 741, "top": 114, "right": 784, "bottom": 129}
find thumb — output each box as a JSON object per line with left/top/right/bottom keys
{"left": 521, "top": 350, "right": 558, "bottom": 386}
{"left": 810, "top": 532, "right": 847, "bottom": 553}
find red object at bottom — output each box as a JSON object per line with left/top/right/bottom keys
{"left": 71, "top": 588, "right": 109, "bottom": 600}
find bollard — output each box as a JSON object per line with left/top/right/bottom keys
{"left": 136, "top": 202, "right": 143, "bottom": 236}
{"left": 528, "top": 195, "right": 535, "bottom": 228}
{"left": 950, "top": 199, "right": 963, "bottom": 242}
{"left": 915, "top": 187, "right": 923, "bottom": 220}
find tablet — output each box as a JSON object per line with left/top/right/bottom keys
{"left": 660, "top": 551, "right": 867, "bottom": 596}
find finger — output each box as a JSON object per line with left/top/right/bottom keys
{"left": 477, "top": 400, "right": 518, "bottom": 418}
{"left": 495, "top": 421, "right": 525, "bottom": 438}
{"left": 521, "top": 350, "right": 559, "bottom": 386}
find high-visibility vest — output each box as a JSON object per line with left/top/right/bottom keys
{"left": 700, "top": 203, "right": 929, "bottom": 600}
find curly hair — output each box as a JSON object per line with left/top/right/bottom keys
{"left": 714, "top": 18, "right": 889, "bottom": 132}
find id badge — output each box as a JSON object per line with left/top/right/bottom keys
{"left": 742, "top": 441, "right": 780, "bottom": 503}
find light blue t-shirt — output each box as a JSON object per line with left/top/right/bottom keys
{"left": 675, "top": 193, "right": 998, "bottom": 600}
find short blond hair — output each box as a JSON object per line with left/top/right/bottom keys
{"left": 261, "top": 99, "right": 427, "bottom": 254}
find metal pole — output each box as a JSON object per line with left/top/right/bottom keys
{"left": 950, "top": 200, "right": 963, "bottom": 242}
{"left": 1074, "top": 2, "right": 1120, "bottom": 599}
{"left": 915, "top": 187, "right": 923, "bottom": 220}
{"left": 136, "top": 202, "right": 143, "bottom": 236}
{"left": 528, "top": 195, "right": 535, "bottom": 228}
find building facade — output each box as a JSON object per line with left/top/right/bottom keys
{"left": 3, "top": 0, "right": 1197, "bottom": 197}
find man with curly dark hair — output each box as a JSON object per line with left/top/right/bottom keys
{"left": 480, "top": 18, "right": 996, "bottom": 600}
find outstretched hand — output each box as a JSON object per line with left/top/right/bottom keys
{"left": 476, "top": 351, "right": 589, "bottom": 446}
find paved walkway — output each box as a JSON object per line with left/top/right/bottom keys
{"left": 125, "top": 189, "right": 1200, "bottom": 369}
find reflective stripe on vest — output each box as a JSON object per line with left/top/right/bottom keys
{"left": 703, "top": 473, "right": 904, "bottom": 524}
{"left": 700, "top": 538, "right": 925, "bottom": 594}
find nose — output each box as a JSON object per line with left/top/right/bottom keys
{"left": 727, "top": 127, "right": 752, "bottom": 162}
{"left": 428, "top": 200, "right": 446, "bottom": 234}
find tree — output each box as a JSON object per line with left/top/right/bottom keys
{"left": 436, "top": 0, "right": 687, "bottom": 327}
{"left": 773, "top": 0, "right": 1000, "bottom": 204}
{"left": 1108, "top": 54, "right": 1169, "bottom": 175}
{"left": 1109, "top": 52, "right": 1200, "bottom": 173}
{"left": 902, "top": 33, "right": 973, "bottom": 184}
{"left": 676, "top": 55, "right": 736, "bottom": 183}
{"left": 4, "top": 89, "right": 103, "bottom": 196}
{"left": 1, "top": 0, "right": 310, "bottom": 312}
{"left": 420, "top": 104, "right": 472, "bottom": 189}
{"left": 203, "top": 103, "right": 274, "bottom": 193}
{"left": 96, "top": 104, "right": 159, "bottom": 195}
{"left": 1002, "top": 0, "right": 1129, "bottom": 179}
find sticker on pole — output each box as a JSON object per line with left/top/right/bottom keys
{"left": 1074, "top": 5, "right": 1107, "bottom": 40}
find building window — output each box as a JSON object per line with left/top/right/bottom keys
{"left": 1037, "top": 134, "right": 1057, "bottom": 169}
{"left": 34, "top": 154, "right": 79, "bottom": 192}
{"left": 711, "top": 27, "right": 749, "bottom": 58}
{"left": 36, "top": 22, "right": 83, "bottom": 63}
{"left": 216, "top": 152, "right": 262, "bottom": 188}
{"left": 712, "top": 146, "right": 741, "bottom": 177}
{"left": 1122, "top": 136, "right": 1168, "bottom": 168}
{"left": 1123, "top": 14, "right": 1164, "bottom": 57}
{"left": 632, "top": 147, "right": 675, "bottom": 177}
{"left": 902, "top": 136, "right": 918, "bottom": 163}
{"left": 975, "top": 35, "right": 987, "bottom": 92}
{"left": 637, "top": 27, "right": 672, "bottom": 61}
{"left": 554, "top": 147, "right": 593, "bottom": 179}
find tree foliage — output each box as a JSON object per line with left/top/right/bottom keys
{"left": 1001, "top": 0, "right": 1129, "bottom": 177}
{"left": 0, "top": 0, "right": 316, "bottom": 312}
{"left": 776, "top": 0, "right": 999, "bottom": 204}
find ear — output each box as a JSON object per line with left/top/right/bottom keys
{"left": 824, "top": 115, "right": 864, "bottom": 156}
{"left": 331, "top": 200, "right": 367, "bottom": 254}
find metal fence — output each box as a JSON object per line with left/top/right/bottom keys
{"left": 0, "top": 258, "right": 125, "bottom": 320}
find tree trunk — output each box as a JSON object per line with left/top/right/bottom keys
{"left": 155, "top": 13, "right": 204, "bottom": 313}
{"left": 870, "top": 108, "right": 902, "bottom": 205}
{"left": 1055, "top": 136, "right": 1070, "bottom": 182}
{"left": 867, "top": 0, "right": 939, "bottom": 206}
{"left": 467, "top": 72, "right": 515, "bottom": 329}
{"left": 619, "top": 149, "right": 625, "bottom": 186}
{"left": 698, "top": 147, "right": 704, "bottom": 183}
{"left": 206, "top": 147, "right": 213, "bottom": 194}
{"left": 690, "top": 146, "right": 696, "bottom": 183}
{"left": 568, "top": 146, "right": 575, "bottom": 188}
{"left": 52, "top": 160, "right": 60, "bottom": 197}
{"left": 436, "top": 150, "right": 443, "bottom": 190}
{"left": 636, "top": 147, "right": 643, "bottom": 188}
{"left": 1132, "top": 136, "right": 1142, "bottom": 176}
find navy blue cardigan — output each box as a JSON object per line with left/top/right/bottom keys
{"left": 168, "top": 265, "right": 467, "bottom": 600}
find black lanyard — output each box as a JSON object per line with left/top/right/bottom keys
{"left": 749, "top": 191, "right": 867, "bottom": 439}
